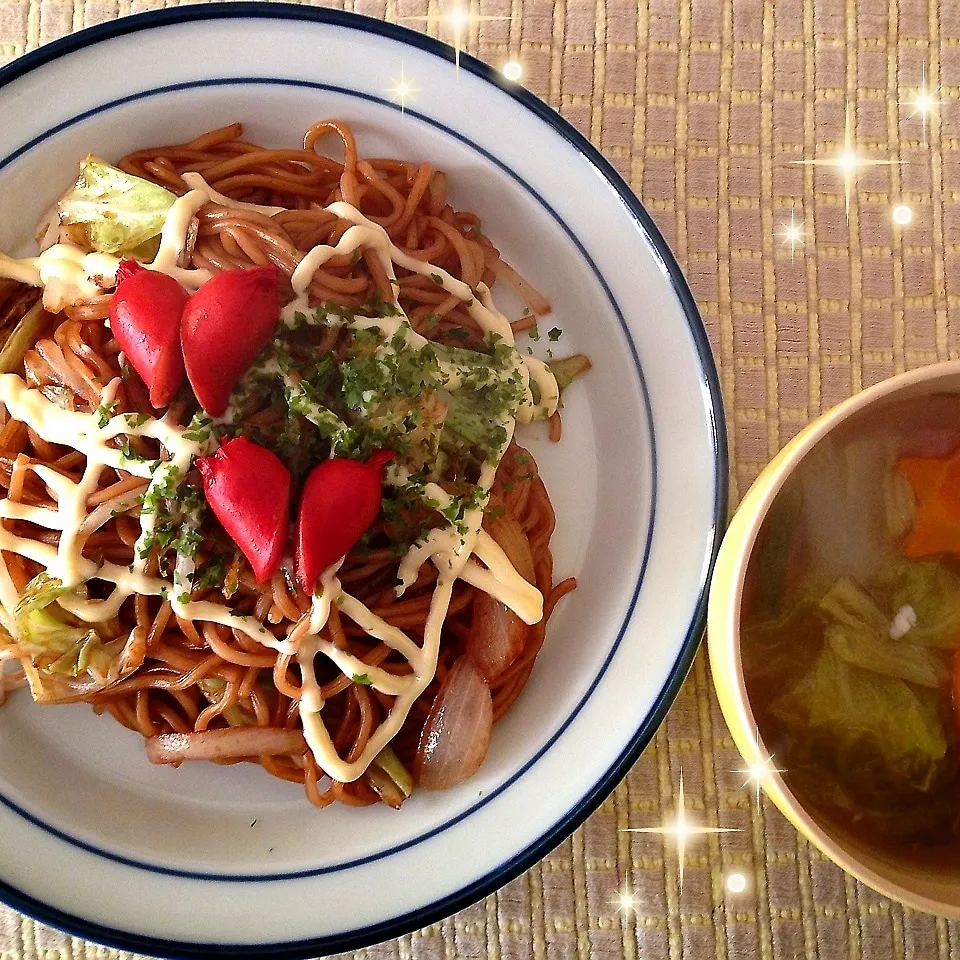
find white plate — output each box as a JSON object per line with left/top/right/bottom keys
{"left": 0, "top": 5, "right": 726, "bottom": 957}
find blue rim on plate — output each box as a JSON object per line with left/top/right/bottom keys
{"left": 0, "top": 5, "right": 728, "bottom": 958}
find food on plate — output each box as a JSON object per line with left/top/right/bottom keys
{"left": 0, "top": 121, "right": 591, "bottom": 808}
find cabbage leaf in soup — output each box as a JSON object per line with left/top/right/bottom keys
{"left": 873, "top": 559, "right": 960, "bottom": 648}
{"left": 746, "top": 554, "right": 960, "bottom": 843}
{"left": 770, "top": 646, "right": 950, "bottom": 794}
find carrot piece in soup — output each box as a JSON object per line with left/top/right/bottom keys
{"left": 897, "top": 446, "right": 960, "bottom": 557}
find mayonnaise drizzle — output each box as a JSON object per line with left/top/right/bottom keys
{"left": 0, "top": 376, "right": 292, "bottom": 653}
{"left": 0, "top": 171, "right": 561, "bottom": 785}
{"left": 278, "top": 204, "right": 554, "bottom": 781}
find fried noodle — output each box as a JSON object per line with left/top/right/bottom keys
{"left": 0, "top": 121, "right": 577, "bottom": 808}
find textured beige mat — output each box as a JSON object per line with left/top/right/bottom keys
{"left": 1, "top": 0, "right": 959, "bottom": 957}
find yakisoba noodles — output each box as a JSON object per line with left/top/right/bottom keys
{"left": 0, "top": 121, "right": 590, "bottom": 808}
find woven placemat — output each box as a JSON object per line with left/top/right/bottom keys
{"left": 2, "top": 0, "right": 960, "bottom": 957}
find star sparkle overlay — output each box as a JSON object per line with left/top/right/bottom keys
{"left": 387, "top": 63, "right": 418, "bottom": 112}
{"left": 612, "top": 884, "right": 640, "bottom": 919}
{"left": 403, "top": 2, "right": 512, "bottom": 73}
{"left": 900, "top": 63, "right": 945, "bottom": 144}
{"left": 778, "top": 207, "right": 805, "bottom": 261}
{"left": 621, "top": 771, "right": 738, "bottom": 893}
{"left": 735, "top": 731, "right": 784, "bottom": 809}
{"left": 792, "top": 102, "right": 900, "bottom": 221}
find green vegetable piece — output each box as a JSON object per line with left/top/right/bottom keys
{"left": 740, "top": 601, "right": 823, "bottom": 691}
{"left": 284, "top": 377, "right": 347, "bottom": 438}
{"left": 811, "top": 574, "right": 953, "bottom": 686}
{"left": 198, "top": 677, "right": 255, "bottom": 726}
{"left": 825, "top": 623, "right": 949, "bottom": 689}
{"left": 15, "top": 572, "right": 69, "bottom": 621}
{"left": 817, "top": 577, "right": 889, "bottom": 639}
{"left": 18, "top": 605, "right": 87, "bottom": 653}
{"left": 45, "top": 629, "right": 111, "bottom": 678}
{"left": 95, "top": 399, "right": 119, "bottom": 429}
{"left": 442, "top": 387, "right": 509, "bottom": 460}
{"left": 373, "top": 746, "right": 413, "bottom": 797}
{"left": 14, "top": 573, "right": 113, "bottom": 683}
{"left": 869, "top": 560, "right": 960, "bottom": 648}
{"left": 547, "top": 354, "right": 591, "bottom": 391}
{"left": 365, "top": 746, "right": 415, "bottom": 808}
{"left": 58, "top": 156, "right": 177, "bottom": 255}
{"left": 0, "top": 301, "right": 52, "bottom": 374}
{"left": 771, "top": 646, "right": 949, "bottom": 793}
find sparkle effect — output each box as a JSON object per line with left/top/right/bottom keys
{"left": 726, "top": 872, "right": 748, "bottom": 894}
{"left": 387, "top": 63, "right": 418, "bottom": 112}
{"left": 623, "top": 771, "right": 738, "bottom": 892}
{"left": 503, "top": 60, "right": 523, "bottom": 82}
{"left": 892, "top": 203, "right": 913, "bottom": 226}
{"left": 735, "top": 733, "right": 784, "bottom": 808}
{"left": 901, "top": 63, "right": 945, "bottom": 143}
{"left": 793, "top": 103, "right": 900, "bottom": 220}
{"left": 404, "top": 3, "right": 512, "bottom": 72}
{"left": 612, "top": 884, "right": 640, "bottom": 918}
{"left": 778, "top": 207, "right": 805, "bottom": 260}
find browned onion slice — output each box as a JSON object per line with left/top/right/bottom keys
{"left": 468, "top": 514, "right": 535, "bottom": 680}
{"left": 414, "top": 655, "right": 492, "bottom": 790}
{"left": 485, "top": 513, "right": 536, "bottom": 582}
{"left": 147, "top": 727, "right": 306, "bottom": 764}
{"left": 469, "top": 593, "right": 528, "bottom": 681}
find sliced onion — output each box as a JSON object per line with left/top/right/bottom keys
{"left": 485, "top": 513, "right": 536, "bottom": 582}
{"left": 414, "top": 655, "right": 492, "bottom": 790}
{"left": 147, "top": 727, "right": 305, "bottom": 765}
{"left": 364, "top": 766, "right": 408, "bottom": 810}
{"left": 468, "top": 513, "right": 535, "bottom": 679}
{"left": 469, "top": 594, "right": 528, "bottom": 681}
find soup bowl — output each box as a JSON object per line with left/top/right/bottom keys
{"left": 709, "top": 359, "right": 960, "bottom": 918}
